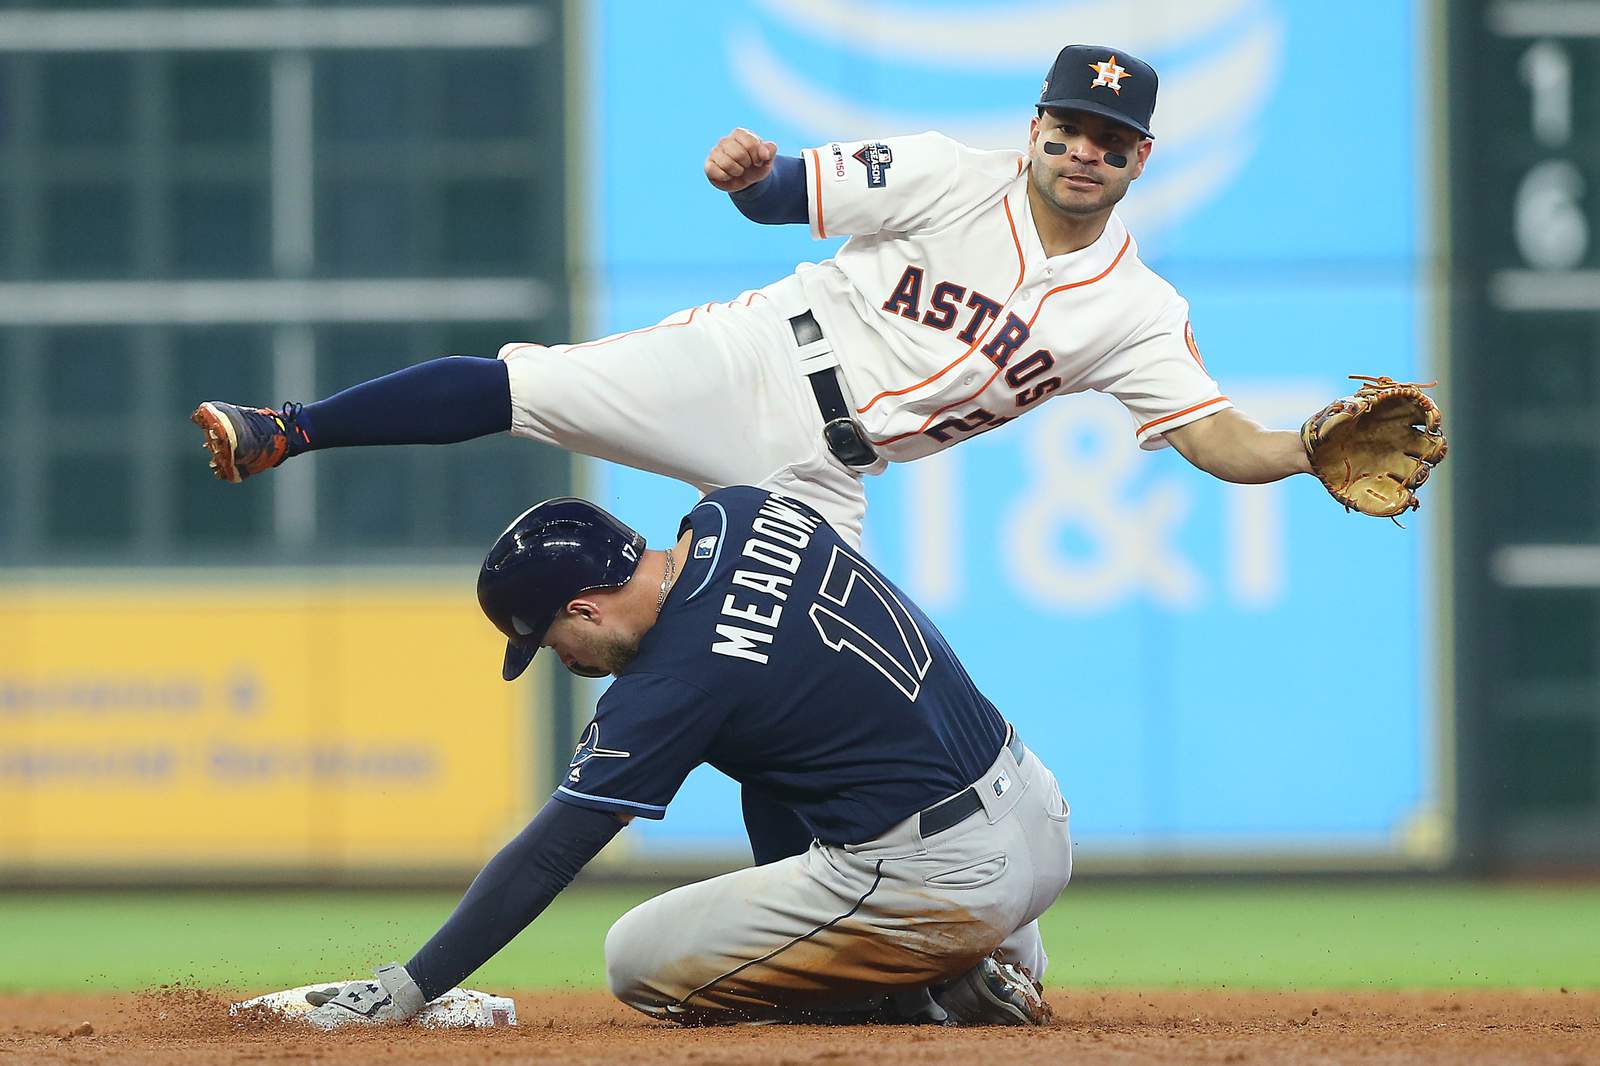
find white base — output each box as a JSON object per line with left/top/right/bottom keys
{"left": 231, "top": 984, "right": 518, "bottom": 1029}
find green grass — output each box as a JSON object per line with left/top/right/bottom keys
{"left": 1, "top": 883, "right": 1596, "bottom": 993}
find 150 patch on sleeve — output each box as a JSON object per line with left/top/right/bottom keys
{"left": 828, "top": 142, "right": 848, "bottom": 182}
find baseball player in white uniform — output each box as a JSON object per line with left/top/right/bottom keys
{"left": 193, "top": 44, "right": 1313, "bottom": 547}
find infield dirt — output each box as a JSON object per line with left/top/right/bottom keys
{"left": 1, "top": 986, "right": 1595, "bottom": 1064}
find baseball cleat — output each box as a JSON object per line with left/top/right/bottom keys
{"left": 933, "top": 954, "right": 1051, "bottom": 1026}
{"left": 191, "top": 401, "right": 307, "bottom": 483}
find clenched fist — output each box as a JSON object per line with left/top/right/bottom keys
{"left": 705, "top": 128, "right": 778, "bottom": 193}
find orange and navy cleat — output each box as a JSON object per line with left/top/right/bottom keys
{"left": 191, "top": 401, "right": 309, "bottom": 483}
{"left": 932, "top": 954, "right": 1051, "bottom": 1026}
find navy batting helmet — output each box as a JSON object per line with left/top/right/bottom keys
{"left": 478, "top": 497, "right": 646, "bottom": 681}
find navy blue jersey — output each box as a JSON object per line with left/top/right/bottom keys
{"left": 552, "top": 487, "right": 1008, "bottom": 845}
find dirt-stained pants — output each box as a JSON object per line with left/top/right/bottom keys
{"left": 603, "top": 740, "right": 1072, "bottom": 1022}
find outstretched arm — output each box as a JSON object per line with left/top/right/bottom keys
{"left": 403, "top": 799, "right": 625, "bottom": 1001}
{"left": 1164, "top": 408, "right": 1311, "bottom": 484}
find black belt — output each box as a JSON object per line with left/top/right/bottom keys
{"left": 917, "top": 729, "right": 1026, "bottom": 838}
{"left": 788, "top": 311, "right": 880, "bottom": 468}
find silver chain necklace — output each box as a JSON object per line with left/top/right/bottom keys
{"left": 657, "top": 547, "right": 675, "bottom": 615}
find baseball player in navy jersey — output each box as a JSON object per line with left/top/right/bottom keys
{"left": 193, "top": 43, "right": 1317, "bottom": 548}
{"left": 302, "top": 486, "right": 1073, "bottom": 1028}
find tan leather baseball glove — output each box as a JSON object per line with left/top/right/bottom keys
{"left": 1300, "top": 375, "right": 1448, "bottom": 519}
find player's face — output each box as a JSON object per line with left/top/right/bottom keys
{"left": 1028, "top": 108, "right": 1150, "bottom": 217}
{"left": 544, "top": 609, "right": 641, "bottom": 678}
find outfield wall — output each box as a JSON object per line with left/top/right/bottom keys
{"left": 0, "top": 0, "right": 1455, "bottom": 880}
{"left": 0, "top": 579, "right": 541, "bottom": 878}
{"left": 579, "top": 0, "right": 1450, "bottom": 869}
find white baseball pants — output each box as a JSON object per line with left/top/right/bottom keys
{"left": 498, "top": 280, "right": 872, "bottom": 546}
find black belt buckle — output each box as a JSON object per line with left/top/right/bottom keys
{"left": 822, "top": 417, "right": 880, "bottom": 468}
{"left": 791, "top": 310, "right": 880, "bottom": 470}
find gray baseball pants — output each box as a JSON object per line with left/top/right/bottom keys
{"left": 604, "top": 737, "right": 1072, "bottom": 1022}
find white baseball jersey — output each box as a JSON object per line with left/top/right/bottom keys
{"left": 794, "top": 132, "right": 1230, "bottom": 462}
{"left": 497, "top": 131, "right": 1231, "bottom": 545}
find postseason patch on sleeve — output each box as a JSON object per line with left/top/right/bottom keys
{"left": 852, "top": 142, "right": 893, "bottom": 188}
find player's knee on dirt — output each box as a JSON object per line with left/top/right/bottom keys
{"left": 603, "top": 902, "right": 677, "bottom": 1012}
{"left": 604, "top": 901, "right": 768, "bottom": 1021}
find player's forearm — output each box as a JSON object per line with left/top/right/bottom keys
{"left": 1200, "top": 427, "right": 1309, "bottom": 484}
{"left": 1167, "top": 409, "right": 1311, "bottom": 484}
{"left": 404, "top": 798, "right": 621, "bottom": 1001}
{"left": 729, "top": 154, "right": 808, "bottom": 225}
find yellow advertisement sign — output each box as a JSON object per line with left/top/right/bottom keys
{"left": 0, "top": 580, "right": 537, "bottom": 873}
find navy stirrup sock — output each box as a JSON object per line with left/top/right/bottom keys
{"left": 291, "top": 355, "right": 512, "bottom": 453}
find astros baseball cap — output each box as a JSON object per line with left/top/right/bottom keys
{"left": 1038, "top": 44, "right": 1158, "bottom": 139}
{"left": 477, "top": 497, "right": 646, "bottom": 681}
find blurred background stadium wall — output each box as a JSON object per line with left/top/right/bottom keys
{"left": 1449, "top": 0, "right": 1600, "bottom": 871}
{"left": 0, "top": 0, "right": 1595, "bottom": 886}
{"left": 588, "top": 0, "right": 1447, "bottom": 873}
{"left": 0, "top": 0, "right": 577, "bottom": 882}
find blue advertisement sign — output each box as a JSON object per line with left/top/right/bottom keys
{"left": 578, "top": 0, "right": 1439, "bottom": 862}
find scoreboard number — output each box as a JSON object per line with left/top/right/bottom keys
{"left": 1515, "top": 160, "right": 1588, "bottom": 269}
{"left": 1518, "top": 39, "right": 1571, "bottom": 146}
{"left": 1514, "top": 39, "right": 1587, "bottom": 269}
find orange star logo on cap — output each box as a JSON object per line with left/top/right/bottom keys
{"left": 1089, "top": 55, "right": 1131, "bottom": 94}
